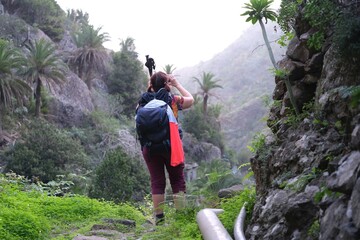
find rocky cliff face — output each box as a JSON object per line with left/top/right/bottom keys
{"left": 246, "top": 2, "right": 360, "bottom": 240}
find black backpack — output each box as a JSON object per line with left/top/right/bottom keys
{"left": 135, "top": 89, "right": 172, "bottom": 152}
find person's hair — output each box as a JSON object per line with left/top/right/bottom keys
{"left": 147, "top": 71, "right": 170, "bottom": 92}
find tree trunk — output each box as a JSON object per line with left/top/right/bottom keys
{"left": 259, "top": 19, "right": 277, "bottom": 69}
{"left": 203, "top": 95, "right": 208, "bottom": 116}
{"left": 85, "top": 70, "right": 92, "bottom": 90}
{"left": 284, "top": 76, "right": 300, "bottom": 116}
{"left": 0, "top": 110, "right": 3, "bottom": 144}
{"left": 85, "top": 60, "right": 93, "bottom": 90}
{"left": 35, "top": 79, "right": 42, "bottom": 117}
{"left": 259, "top": 19, "right": 300, "bottom": 115}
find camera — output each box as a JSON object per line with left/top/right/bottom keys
{"left": 145, "top": 55, "right": 156, "bottom": 76}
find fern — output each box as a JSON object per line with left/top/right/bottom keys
{"left": 337, "top": 86, "right": 360, "bottom": 108}
{"left": 238, "top": 162, "right": 253, "bottom": 182}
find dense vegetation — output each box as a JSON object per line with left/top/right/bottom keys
{"left": 0, "top": 0, "right": 65, "bottom": 41}
{"left": 1, "top": 0, "right": 358, "bottom": 238}
{"left": 0, "top": 0, "right": 251, "bottom": 238}
{"left": 0, "top": 172, "right": 256, "bottom": 239}
{"left": 4, "top": 120, "right": 88, "bottom": 183}
{"left": 0, "top": 173, "right": 147, "bottom": 239}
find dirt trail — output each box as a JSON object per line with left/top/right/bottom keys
{"left": 72, "top": 218, "right": 155, "bottom": 240}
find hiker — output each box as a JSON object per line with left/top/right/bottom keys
{"left": 136, "top": 71, "right": 194, "bottom": 225}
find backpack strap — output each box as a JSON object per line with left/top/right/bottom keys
{"left": 138, "top": 92, "right": 155, "bottom": 107}
{"left": 137, "top": 89, "right": 172, "bottom": 110}
{"left": 155, "top": 88, "right": 172, "bottom": 106}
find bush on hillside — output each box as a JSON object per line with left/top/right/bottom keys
{"left": 0, "top": 15, "right": 29, "bottom": 47}
{"left": 5, "top": 0, "right": 65, "bottom": 41}
{"left": 182, "top": 103, "right": 225, "bottom": 151}
{"left": 4, "top": 120, "right": 88, "bottom": 182}
{"left": 187, "top": 159, "right": 240, "bottom": 203}
{"left": 0, "top": 173, "right": 147, "bottom": 239}
{"left": 277, "top": 0, "right": 298, "bottom": 33}
{"left": 89, "top": 147, "right": 150, "bottom": 203}
{"left": 333, "top": 12, "right": 360, "bottom": 60}
{"left": 106, "top": 45, "right": 148, "bottom": 118}
{"left": 218, "top": 186, "right": 256, "bottom": 236}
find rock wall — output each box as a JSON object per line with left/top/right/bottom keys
{"left": 246, "top": 1, "right": 360, "bottom": 239}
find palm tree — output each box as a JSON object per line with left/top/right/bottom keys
{"left": 22, "top": 38, "right": 67, "bottom": 117}
{"left": 193, "top": 71, "right": 222, "bottom": 116}
{"left": 241, "top": 0, "right": 299, "bottom": 115}
{"left": 67, "top": 9, "right": 89, "bottom": 26}
{"left": 0, "top": 42, "right": 31, "bottom": 110}
{"left": 0, "top": 41, "right": 31, "bottom": 138}
{"left": 242, "top": 0, "right": 278, "bottom": 67}
{"left": 163, "top": 64, "right": 176, "bottom": 74}
{"left": 70, "top": 25, "right": 110, "bottom": 89}
{"left": 66, "top": 9, "right": 90, "bottom": 33}
{"left": 120, "top": 37, "right": 136, "bottom": 54}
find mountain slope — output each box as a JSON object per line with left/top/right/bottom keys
{"left": 175, "top": 23, "right": 285, "bottom": 156}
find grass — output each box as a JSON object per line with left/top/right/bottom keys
{"left": 0, "top": 174, "right": 147, "bottom": 240}
{"left": 218, "top": 186, "right": 256, "bottom": 236}
{"left": 142, "top": 186, "right": 256, "bottom": 240}
{"left": 142, "top": 207, "right": 203, "bottom": 240}
{"left": 0, "top": 173, "right": 258, "bottom": 239}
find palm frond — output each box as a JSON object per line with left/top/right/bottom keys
{"left": 242, "top": 0, "right": 277, "bottom": 23}
{"left": 0, "top": 43, "right": 31, "bottom": 108}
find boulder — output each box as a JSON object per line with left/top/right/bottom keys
{"left": 218, "top": 184, "right": 243, "bottom": 198}
{"left": 48, "top": 71, "right": 94, "bottom": 127}
{"left": 182, "top": 132, "right": 221, "bottom": 163}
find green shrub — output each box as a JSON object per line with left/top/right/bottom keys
{"left": 303, "top": 0, "right": 340, "bottom": 51}
{"left": 90, "top": 110, "right": 121, "bottom": 134}
{"left": 142, "top": 207, "right": 202, "bottom": 240}
{"left": 0, "top": 207, "right": 51, "bottom": 240}
{"left": 333, "top": 13, "right": 360, "bottom": 60}
{"left": 0, "top": 178, "right": 50, "bottom": 240}
{"left": 218, "top": 186, "right": 256, "bottom": 236}
{"left": 68, "top": 111, "right": 130, "bottom": 167}
{"left": 0, "top": 174, "right": 147, "bottom": 239}
{"left": 313, "top": 186, "right": 342, "bottom": 204}
{"left": 334, "top": 85, "right": 360, "bottom": 112}
{"left": 11, "top": 0, "right": 65, "bottom": 41}
{"left": 278, "top": 0, "right": 300, "bottom": 33}
{"left": 28, "top": 88, "right": 52, "bottom": 115}
{"left": 285, "top": 168, "right": 318, "bottom": 192}
{"left": 308, "top": 31, "right": 325, "bottom": 51}
{"left": 187, "top": 160, "right": 242, "bottom": 206}
{"left": 5, "top": 120, "right": 88, "bottom": 182}
{"left": 247, "top": 132, "right": 265, "bottom": 154}
{"left": 183, "top": 103, "right": 225, "bottom": 151}
{"left": 67, "top": 126, "right": 103, "bottom": 164}
{"left": 307, "top": 219, "right": 320, "bottom": 239}
{"left": 106, "top": 49, "right": 148, "bottom": 117}
{"left": 303, "top": 0, "right": 340, "bottom": 32}
{"left": 196, "top": 170, "right": 240, "bottom": 203}
{"left": 0, "top": 15, "right": 28, "bottom": 46}
{"left": 89, "top": 147, "right": 150, "bottom": 203}
{"left": 247, "top": 132, "right": 270, "bottom": 162}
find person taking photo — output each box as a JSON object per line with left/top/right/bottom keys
{"left": 136, "top": 71, "right": 194, "bottom": 225}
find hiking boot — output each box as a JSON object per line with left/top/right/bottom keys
{"left": 155, "top": 213, "right": 165, "bottom": 226}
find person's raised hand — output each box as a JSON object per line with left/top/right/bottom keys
{"left": 167, "top": 74, "right": 180, "bottom": 88}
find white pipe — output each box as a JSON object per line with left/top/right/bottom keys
{"left": 196, "top": 208, "right": 233, "bottom": 240}
{"left": 234, "top": 204, "right": 247, "bottom": 240}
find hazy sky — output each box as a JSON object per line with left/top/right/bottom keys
{"left": 55, "top": 0, "right": 280, "bottom": 69}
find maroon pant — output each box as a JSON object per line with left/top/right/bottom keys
{"left": 142, "top": 147, "right": 186, "bottom": 194}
